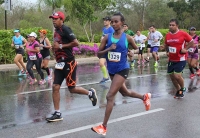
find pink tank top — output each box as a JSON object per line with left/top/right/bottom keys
{"left": 193, "top": 35, "right": 199, "bottom": 45}
{"left": 26, "top": 40, "right": 42, "bottom": 58}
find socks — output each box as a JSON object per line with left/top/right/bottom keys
{"left": 189, "top": 68, "right": 194, "bottom": 74}
{"left": 55, "top": 110, "right": 61, "bottom": 115}
{"left": 101, "top": 66, "right": 108, "bottom": 78}
{"left": 42, "top": 67, "right": 50, "bottom": 75}
{"left": 88, "top": 91, "right": 92, "bottom": 96}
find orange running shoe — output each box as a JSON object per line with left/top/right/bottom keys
{"left": 143, "top": 93, "right": 151, "bottom": 111}
{"left": 91, "top": 124, "right": 107, "bottom": 136}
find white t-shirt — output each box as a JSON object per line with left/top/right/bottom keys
{"left": 147, "top": 32, "right": 152, "bottom": 45}
{"left": 149, "top": 31, "right": 163, "bottom": 47}
{"left": 134, "top": 34, "right": 147, "bottom": 47}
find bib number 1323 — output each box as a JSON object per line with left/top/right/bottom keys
{"left": 108, "top": 52, "right": 121, "bottom": 62}
{"left": 55, "top": 62, "right": 65, "bottom": 70}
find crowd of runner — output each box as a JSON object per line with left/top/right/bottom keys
{"left": 10, "top": 11, "right": 200, "bottom": 136}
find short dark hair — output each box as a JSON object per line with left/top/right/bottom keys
{"left": 123, "top": 23, "right": 128, "bottom": 27}
{"left": 149, "top": 25, "right": 155, "bottom": 28}
{"left": 169, "top": 19, "right": 179, "bottom": 25}
{"left": 113, "top": 12, "right": 125, "bottom": 22}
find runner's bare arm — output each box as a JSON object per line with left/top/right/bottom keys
{"left": 26, "top": 45, "right": 40, "bottom": 53}
{"left": 97, "top": 34, "right": 114, "bottom": 58}
{"left": 23, "top": 38, "right": 27, "bottom": 47}
{"left": 53, "top": 39, "right": 79, "bottom": 49}
{"left": 44, "top": 38, "right": 52, "bottom": 49}
{"left": 127, "top": 35, "right": 137, "bottom": 50}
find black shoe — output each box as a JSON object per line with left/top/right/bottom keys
{"left": 174, "top": 90, "right": 181, "bottom": 98}
{"left": 145, "top": 58, "right": 149, "bottom": 62}
{"left": 174, "top": 88, "right": 186, "bottom": 99}
{"left": 179, "top": 88, "right": 186, "bottom": 98}
{"left": 88, "top": 88, "right": 98, "bottom": 106}
{"left": 46, "top": 111, "right": 63, "bottom": 122}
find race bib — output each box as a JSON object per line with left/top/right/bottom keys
{"left": 188, "top": 48, "right": 195, "bottom": 53}
{"left": 168, "top": 47, "right": 176, "bottom": 53}
{"left": 141, "top": 44, "right": 145, "bottom": 47}
{"left": 15, "top": 45, "right": 20, "bottom": 49}
{"left": 108, "top": 52, "right": 121, "bottom": 62}
{"left": 55, "top": 62, "right": 65, "bottom": 70}
{"left": 29, "top": 55, "right": 37, "bottom": 60}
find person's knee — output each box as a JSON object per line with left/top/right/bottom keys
{"left": 53, "top": 84, "right": 60, "bottom": 93}
{"left": 99, "top": 60, "right": 105, "bottom": 66}
{"left": 68, "top": 87, "right": 76, "bottom": 93}
{"left": 106, "top": 92, "right": 115, "bottom": 101}
{"left": 174, "top": 74, "right": 182, "bottom": 80}
{"left": 190, "top": 62, "right": 196, "bottom": 67}
{"left": 14, "top": 58, "right": 18, "bottom": 63}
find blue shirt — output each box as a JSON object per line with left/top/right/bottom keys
{"left": 102, "top": 26, "right": 114, "bottom": 36}
{"left": 12, "top": 35, "right": 24, "bottom": 45}
{"left": 105, "top": 33, "right": 129, "bottom": 74}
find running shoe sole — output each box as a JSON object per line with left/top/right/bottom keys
{"left": 46, "top": 118, "right": 63, "bottom": 122}
{"left": 89, "top": 88, "right": 98, "bottom": 106}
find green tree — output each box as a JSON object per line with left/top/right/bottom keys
{"left": 38, "top": 0, "right": 64, "bottom": 12}
{"left": 167, "top": 0, "right": 189, "bottom": 28}
{"left": 65, "top": 0, "right": 113, "bottom": 42}
{"left": 0, "top": 0, "right": 4, "bottom": 5}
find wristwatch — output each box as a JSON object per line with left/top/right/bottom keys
{"left": 59, "top": 44, "right": 62, "bottom": 49}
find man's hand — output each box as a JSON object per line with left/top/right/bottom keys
{"left": 128, "top": 50, "right": 133, "bottom": 57}
{"left": 180, "top": 48, "right": 188, "bottom": 54}
{"left": 11, "top": 44, "right": 14, "bottom": 47}
{"left": 109, "top": 44, "right": 116, "bottom": 50}
{"left": 159, "top": 45, "right": 165, "bottom": 50}
{"left": 154, "top": 39, "right": 158, "bottom": 42}
{"left": 26, "top": 48, "right": 30, "bottom": 52}
{"left": 53, "top": 41, "right": 60, "bottom": 49}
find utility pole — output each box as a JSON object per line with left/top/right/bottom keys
{"left": 4, "top": 0, "right": 11, "bottom": 30}
{"left": 5, "top": 10, "right": 7, "bottom": 30}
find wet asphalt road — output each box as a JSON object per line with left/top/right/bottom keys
{"left": 0, "top": 57, "right": 200, "bottom": 138}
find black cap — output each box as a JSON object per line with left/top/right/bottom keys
{"left": 103, "top": 16, "right": 111, "bottom": 21}
{"left": 189, "top": 27, "right": 196, "bottom": 31}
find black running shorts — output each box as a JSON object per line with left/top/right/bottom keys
{"left": 109, "top": 68, "right": 129, "bottom": 79}
{"left": 53, "top": 60, "right": 77, "bottom": 89}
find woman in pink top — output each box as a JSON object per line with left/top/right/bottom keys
{"left": 187, "top": 27, "right": 200, "bottom": 79}
{"left": 26, "top": 32, "right": 46, "bottom": 85}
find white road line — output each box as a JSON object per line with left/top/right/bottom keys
{"left": 37, "top": 108, "right": 164, "bottom": 138}
{"left": 14, "top": 74, "right": 157, "bottom": 96}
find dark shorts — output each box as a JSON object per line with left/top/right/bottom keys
{"left": 53, "top": 60, "right": 77, "bottom": 89}
{"left": 150, "top": 46, "right": 159, "bottom": 53}
{"left": 147, "top": 44, "right": 151, "bottom": 48}
{"left": 188, "top": 53, "right": 199, "bottom": 59}
{"left": 138, "top": 47, "right": 145, "bottom": 55}
{"left": 109, "top": 68, "right": 129, "bottom": 79}
{"left": 40, "top": 50, "right": 50, "bottom": 59}
{"left": 167, "top": 60, "right": 186, "bottom": 74}
{"left": 16, "top": 49, "right": 24, "bottom": 55}
{"left": 98, "top": 54, "right": 107, "bottom": 59}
